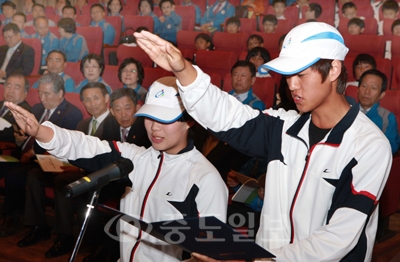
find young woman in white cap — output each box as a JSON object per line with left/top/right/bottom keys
{"left": 133, "top": 22, "right": 391, "bottom": 262}
{"left": 4, "top": 77, "right": 228, "bottom": 262}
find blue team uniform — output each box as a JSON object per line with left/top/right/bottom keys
{"left": 157, "top": 11, "right": 182, "bottom": 44}
{"left": 90, "top": 19, "right": 116, "bottom": 45}
{"left": 59, "top": 33, "right": 89, "bottom": 62}
{"left": 30, "top": 32, "right": 59, "bottom": 66}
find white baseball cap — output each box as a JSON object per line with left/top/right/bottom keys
{"left": 135, "top": 76, "right": 185, "bottom": 123}
{"left": 259, "top": 22, "right": 349, "bottom": 75}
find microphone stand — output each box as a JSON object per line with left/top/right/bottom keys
{"left": 68, "top": 176, "right": 109, "bottom": 262}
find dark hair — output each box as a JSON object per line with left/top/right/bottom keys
{"left": 91, "top": 3, "right": 105, "bottom": 12}
{"left": 1, "top": 1, "right": 16, "bottom": 10}
{"left": 13, "top": 12, "right": 26, "bottom": 22}
{"left": 246, "top": 47, "right": 271, "bottom": 64}
{"left": 118, "top": 58, "right": 145, "bottom": 85}
{"left": 382, "top": 0, "right": 399, "bottom": 13}
{"left": 272, "top": 0, "right": 286, "bottom": 7}
{"left": 80, "top": 54, "right": 105, "bottom": 76}
{"left": 57, "top": 17, "right": 76, "bottom": 34}
{"left": 47, "top": 50, "right": 67, "bottom": 62}
{"left": 107, "top": 0, "right": 123, "bottom": 13}
{"left": 348, "top": 17, "right": 365, "bottom": 29}
{"left": 159, "top": 0, "right": 175, "bottom": 8}
{"left": 226, "top": 16, "right": 241, "bottom": 27}
{"left": 358, "top": 69, "right": 387, "bottom": 93}
{"left": 38, "top": 73, "right": 65, "bottom": 96}
{"left": 392, "top": 19, "right": 400, "bottom": 32}
{"left": 136, "top": 26, "right": 149, "bottom": 32}
{"left": 139, "top": 0, "right": 154, "bottom": 12}
{"left": 57, "top": 0, "right": 71, "bottom": 4}
{"left": 6, "top": 73, "right": 30, "bottom": 93}
{"left": 309, "top": 59, "right": 347, "bottom": 94}
{"left": 262, "top": 14, "right": 278, "bottom": 25}
{"left": 195, "top": 33, "right": 214, "bottom": 50}
{"left": 2, "top": 23, "right": 20, "bottom": 34}
{"left": 352, "top": 54, "right": 376, "bottom": 80}
{"left": 32, "top": 3, "right": 45, "bottom": 12}
{"left": 278, "top": 33, "right": 287, "bottom": 48}
{"left": 80, "top": 82, "right": 109, "bottom": 101}
{"left": 247, "top": 34, "right": 264, "bottom": 46}
{"left": 342, "top": 2, "right": 356, "bottom": 14}
{"left": 309, "top": 3, "right": 322, "bottom": 19}
{"left": 231, "top": 60, "right": 256, "bottom": 77}
{"left": 33, "top": 16, "right": 48, "bottom": 27}
{"left": 176, "top": 110, "right": 193, "bottom": 122}
{"left": 62, "top": 5, "right": 77, "bottom": 15}
{"left": 110, "top": 88, "right": 138, "bottom": 107}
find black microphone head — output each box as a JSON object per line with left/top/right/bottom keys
{"left": 115, "top": 158, "right": 134, "bottom": 178}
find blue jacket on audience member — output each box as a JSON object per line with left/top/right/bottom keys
{"left": 229, "top": 88, "right": 266, "bottom": 111}
{"left": 361, "top": 102, "right": 400, "bottom": 154}
{"left": 75, "top": 77, "right": 112, "bottom": 94}
{"left": 30, "top": 32, "right": 59, "bottom": 66}
{"left": 182, "top": 2, "right": 201, "bottom": 25}
{"left": 59, "top": 33, "right": 89, "bottom": 62}
{"left": 157, "top": 11, "right": 182, "bottom": 44}
{"left": 90, "top": 19, "right": 116, "bottom": 45}
{"left": 200, "top": 1, "right": 235, "bottom": 31}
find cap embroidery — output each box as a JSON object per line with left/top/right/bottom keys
{"left": 155, "top": 89, "right": 165, "bottom": 98}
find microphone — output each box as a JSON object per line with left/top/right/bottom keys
{"left": 64, "top": 158, "right": 134, "bottom": 198}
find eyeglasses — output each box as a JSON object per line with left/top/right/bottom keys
{"left": 122, "top": 69, "right": 137, "bottom": 74}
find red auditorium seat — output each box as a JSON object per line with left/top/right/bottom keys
{"left": 380, "top": 90, "right": 400, "bottom": 127}
{"left": 64, "top": 62, "right": 85, "bottom": 86}
{"left": 174, "top": 6, "right": 196, "bottom": 31}
{"left": 26, "top": 87, "right": 41, "bottom": 107}
{"left": 195, "top": 50, "right": 237, "bottom": 79}
{"left": 64, "top": 92, "right": 90, "bottom": 119}
{"left": 142, "top": 67, "right": 173, "bottom": 88}
{"left": 76, "top": 26, "right": 103, "bottom": 56}
{"left": 105, "top": 16, "right": 123, "bottom": 46}
{"left": 22, "top": 38, "right": 42, "bottom": 75}
{"left": 343, "top": 34, "right": 385, "bottom": 58}
{"left": 213, "top": 32, "right": 249, "bottom": 58}
{"left": 391, "top": 35, "right": 400, "bottom": 66}
{"left": 75, "top": 14, "right": 91, "bottom": 27}
{"left": 123, "top": 15, "right": 154, "bottom": 33}
{"left": 116, "top": 44, "right": 154, "bottom": 67}
{"left": 344, "top": 85, "right": 358, "bottom": 102}
{"left": 176, "top": 30, "right": 205, "bottom": 60}
{"left": 382, "top": 18, "right": 396, "bottom": 36}
{"left": 120, "top": 6, "right": 138, "bottom": 16}
{"left": 176, "top": 0, "right": 207, "bottom": 15}
{"left": 252, "top": 32, "right": 282, "bottom": 59}
{"left": 102, "top": 65, "right": 122, "bottom": 91}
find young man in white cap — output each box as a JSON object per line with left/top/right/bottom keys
{"left": 133, "top": 22, "right": 392, "bottom": 261}
{"left": 5, "top": 77, "right": 228, "bottom": 262}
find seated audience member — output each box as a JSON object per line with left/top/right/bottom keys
{"left": 0, "top": 73, "right": 82, "bottom": 239}
{"left": 0, "top": 23, "right": 34, "bottom": 79}
{"left": 23, "top": 0, "right": 35, "bottom": 15}
{"left": 262, "top": 14, "right": 278, "bottom": 33}
{"left": 347, "top": 17, "right": 364, "bottom": 35}
{"left": 200, "top": 0, "right": 235, "bottom": 32}
{"left": 30, "top": 16, "right": 59, "bottom": 67}
{"left": 55, "top": 0, "right": 70, "bottom": 17}
{"left": 75, "top": 54, "right": 112, "bottom": 94}
{"left": 342, "top": 2, "right": 358, "bottom": 20}
{"left": 157, "top": 0, "right": 182, "bottom": 44}
{"left": 241, "top": 0, "right": 264, "bottom": 19}
{"left": 247, "top": 34, "right": 264, "bottom": 51}
{"left": 358, "top": 69, "right": 400, "bottom": 153}
{"left": 229, "top": 60, "right": 266, "bottom": 110}
{"left": 379, "top": 0, "right": 399, "bottom": 35}
{"left": 118, "top": 58, "right": 147, "bottom": 102}
{"left": 154, "top": 0, "right": 160, "bottom": 5}
{"left": 25, "top": 4, "right": 56, "bottom": 26}
{"left": 181, "top": 0, "right": 201, "bottom": 25}
{"left": 17, "top": 82, "right": 111, "bottom": 258}
{"left": 32, "top": 50, "right": 76, "bottom": 92}
{"left": 61, "top": 5, "right": 77, "bottom": 20}
{"left": 0, "top": 74, "right": 31, "bottom": 145}
{"left": 246, "top": 47, "right": 271, "bottom": 78}
{"left": 272, "top": 0, "right": 286, "bottom": 19}
{"left": 58, "top": 18, "right": 89, "bottom": 62}
{"left": 75, "top": 0, "right": 88, "bottom": 15}
{"left": 12, "top": 12, "right": 29, "bottom": 38}
{"left": 107, "top": 0, "right": 124, "bottom": 31}
{"left": 225, "top": 16, "right": 240, "bottom": 34}
{"left": 347, "top": 53, "right": 376, "bottom": 87}
{"left": 305, "top": 2, "right": 322, "bottom": 20}
{"left": 293, "top": 0, "right": 309, "bottom": 18}
{"left": 6, "top": 77, "right": 227, "bottom": 262}
{"left": 195, "top": 33, "right": 214, "bottom": 50}
{"left": 393, "top": 19, "right": 400, "bottom": 35}
{"left": 1, "top": 1, "right": 16, "bottom": 25}
{"left": 90, "top": 3, "right": 116, "bottom": 45}
{"left": 139, "top": 0, "right": 161, "bottom": 33}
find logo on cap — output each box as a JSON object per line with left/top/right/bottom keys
{"left": 283, "top": 37, "right": 292, "bottom": 49}
{"left": 155, "top": 89, "right": 165, "bottom": 98}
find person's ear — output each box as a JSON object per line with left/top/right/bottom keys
{"left": 379, "top": 91, "right": 386, "bottom": 101}
{"left": 251, "top": 76, "right": 256, "bottom": 86}
{"left": 360, "top": 27, "right": 364, "bottom": 33}
{"left": 329, "top": 60, "right": 342, "bottom": 83}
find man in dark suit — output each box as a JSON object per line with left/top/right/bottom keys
{"left": 0, "top": 23, "right": 34, "bottom": 79}
{"left": 83, "top": 88, "right": 151, "bottom": 262}
{"left": 0, "top": 73, "right": 31, "bottom": 144}
{"left": 0, "top": 73, "right": 82, "bottom": 240}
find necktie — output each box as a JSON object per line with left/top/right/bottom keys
{"left": 41, "top": 109, "right": 50, "bottom": 123}
{"left": 214, "top": 3, "right": 222, "bottom": 15}
{"left": 91, "top": 119, "right": 97, "bottom": 135}
{"left": 0, "top": 106, "right": 7, "bottom": 117}
{"left": 1, "top": 48, "right": 13, "bottom": 72}
{"left": 121, "top": 128, "right": 128, "bottom": 142}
